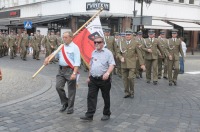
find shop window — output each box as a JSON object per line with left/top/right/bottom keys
{"left": 179, "top": 0, "right": 184, "bottom": 3}
{"left": 189, "top": 0, "right": 194, "bottom": 4}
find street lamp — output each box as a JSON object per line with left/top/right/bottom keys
{"left": 134, "top": 0, "right": 152, "bottom": 31}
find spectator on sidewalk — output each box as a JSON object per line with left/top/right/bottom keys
{"left": 179, "top": 37, "right": 187, "bottom": 74}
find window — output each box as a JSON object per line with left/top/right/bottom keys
{"left": 179, "top": 0, "right": 184, "bottom": 3}
{"left": 189, "top": 0, "right": 194, "bottom": 4}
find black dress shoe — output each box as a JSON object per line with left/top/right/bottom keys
{"left": 146, "top": 81, "right": 150, "bottom": 83}
{"left": 101, "top": 115, "right": 110, "bottom": 121}
{"left": 59, "top": 104, "right": 68, "bottom": 112}
{"left": 158, "top": 77, "right": 161, "bottom": 79}
{"left": 163, "top": 76, "right": 168, "bottom": 79}
{"left": 153, "top": 81, "right": 157, "bottom": 85}
{"left": 169, "top": 82, "right": 172, "bottom": 86}
{"left": 80, "top": 116, "right": 93, "bottom": 121}
{"left": 67, "top": 111, "right": 74, "bottom": 114}
{"left": 173, "top": 81, "right": 177, "bottom": 86}
{"left": 123, "top": 94, "right": 130, "bottom": 98}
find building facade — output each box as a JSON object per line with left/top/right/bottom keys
{"left": 0, "top": 0, "right": 200, "bottom": 50}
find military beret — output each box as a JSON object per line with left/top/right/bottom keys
{"left": 160, "top": 30, "right": 165, "bottom": 34}
{"left": 137, "top": 30, "right": 143, "bottom": 35}
{"left": 148, "top": 29, "right": 155, "bottom": 34}
{"left": 36, "top": 30, "right": 40, "bottom": 32}
{"left": 171, "top": 29, "right": 178, "bottom": 34}
{"left": 125, "top": 28, "right": 133, "bottom": 35}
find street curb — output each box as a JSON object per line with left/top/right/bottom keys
{"left": 0, "top": 74, "right": 52, "bottom": 108}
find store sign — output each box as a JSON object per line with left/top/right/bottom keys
{"left": 86, "top": 0, "right": 110, "bottom": 11}
{"left": 0, "top": 10, "right": 20, "bottom": 19}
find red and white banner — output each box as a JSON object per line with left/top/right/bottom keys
{"left": 73, "top": 16, "right": 104, "bottom": 66}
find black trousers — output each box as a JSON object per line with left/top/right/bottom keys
{"left": 85, "top": 76, "right": 111, "bottom": 117}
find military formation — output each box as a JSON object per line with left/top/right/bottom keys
{"left": 102, "top": 27, "right": 184, "bottom": 98}
{"left": 1, "top": 27, "right": 184, "bottom": 98}
{"left": 0, "top": 29, "right": 63, "bottom": 62}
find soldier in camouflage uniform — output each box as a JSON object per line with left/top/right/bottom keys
{"left": 34, "top": 30, "right": 43, "bottom": 60}
{"left": 0, "top": 31, "right": 5, "bottom": 58}
{"left": 19, "top": 29, "right": 29, "bottom": 61}
{"left": 41, "top": 32, "right": 51, "bottom": 57}
{"left": 7, "top": 30, "right": 17, "bottom": 59}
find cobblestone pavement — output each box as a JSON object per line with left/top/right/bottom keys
{"left": 0, "top": 53, "right": 200, "bottom": 132}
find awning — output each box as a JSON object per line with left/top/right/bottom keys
{"left": 144, "top": 20, "right": 173, "bottom": 29}
{"left": 6, "top": 15, "right": 69, "bottom": 26}
{"left": 170, "top": 21, "right": 200, "bottom": 31}
{"left": 0, "top": 26, "right": 7, "bottom": 30}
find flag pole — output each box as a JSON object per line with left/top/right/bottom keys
{"left": 32, "top": 8, "right": 104, "bottom": 79}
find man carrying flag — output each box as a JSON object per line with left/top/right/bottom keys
{"left": 44, "top": 31, "right": 81, "bottom": 114}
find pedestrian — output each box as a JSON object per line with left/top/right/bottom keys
{"left": 179, "top": 37, "right": 187, "bottom": 74}
{"left": 166, "top": 29, "right": 184, "bottom": 86}
{"left": 118, "top": 29, "right": 145, "bottom": 98}
{"left": 44, "top": 31, "right": 81, "bottom": 114}
{"left": 80, "top": 36, "right": 115, "bottom": 121}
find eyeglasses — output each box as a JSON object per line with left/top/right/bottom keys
{"left": 94, "top": 41, "right": 103, "bottom": 44}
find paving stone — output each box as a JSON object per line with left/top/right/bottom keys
{"left": 1, "top": 53, "right": 200, "bottom": 131}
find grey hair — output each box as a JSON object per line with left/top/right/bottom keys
{"left": 63, "top": 31, "right": 73, "bottom": 37}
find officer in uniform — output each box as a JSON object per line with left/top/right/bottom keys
{"left": 118, "top": 29, "right": 145, "bottom": 98}
{"left": 142, "top": 29, "right": 163, "bottom": 85}
{"left": 114, "top": 32, "right": 122, "bottom": 76}
{"left": 157, "top": 30, "right": 168, "bottom": 79}
{"left": 19, "top": 29, "right": 29, "bottom": 61}
{"left": 104, "top": 27, "right": 115, "bottom": 56}
{"left": 135, "top": 30, "right": 145, "bottom": 78}
{"left": 7, "top": 30, "right": 17, "bottom": 59}
{"left": 166, "top": 29, "right": 184, "bottom": 86}
{"left": 0, "top": 30, "right": 5, "bottom": 58}
{"left": 120, "top": 32, "right": 126, "bottom": 41}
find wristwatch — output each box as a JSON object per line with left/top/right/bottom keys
{"left": 73, "top": 72, "right": 77, "bottom": 75}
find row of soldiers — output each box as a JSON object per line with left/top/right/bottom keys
{"left": 103, "top": 27, "right": 184, "bottom": 98}
{"left": 0, "top": 29, "right": 63, "bottom": 61}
